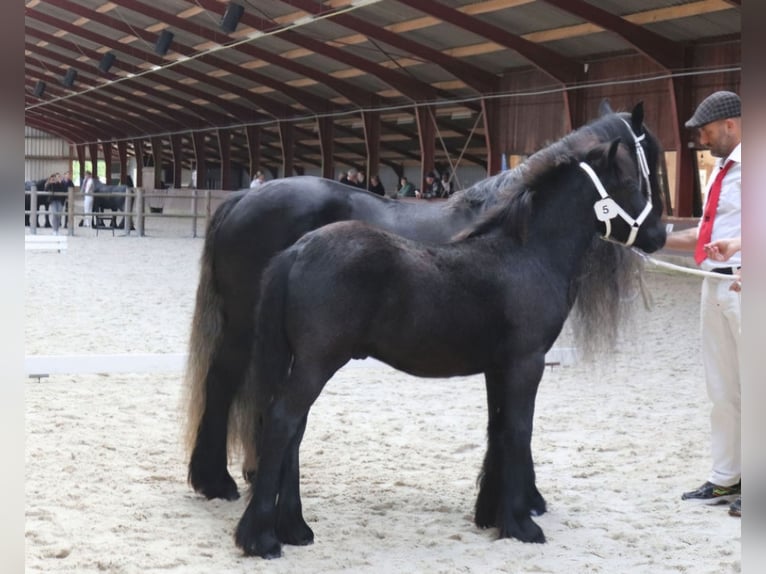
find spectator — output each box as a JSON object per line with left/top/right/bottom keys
{"left": 368, "top": 174, "right": 385, "bottom": 196}
{"left": 355, "top": 170, "right": 367, "bottom": 189}
{"left": 250, "top": 171, "right": 266, "bottom": 188}
{"left": 44, "top": 173, "right": 67, "bottom": 234}
{"left": 397, "top": 176, "right": 418, "bottom": 198}
{"left": 340, "top": 168, "right": 358, "bottom": 187}
{"left": 441, "top": 172, "right": 455, "bottom": 197}
{"left": 422, "top": 172, "right": 443, "bottom": 199}
{"left": 79, "top": 170, "right": 95, "bottom": 228}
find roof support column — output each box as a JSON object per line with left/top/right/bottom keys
{"left": 171, "top": 134, "right": 184, "bottom": 189}
{"left": 317, "top": 116, "right": 335, "bottom": 180}
{"left": 481, "top": 98, "right": 501, "bottom": 176}
{"left": 670, "top": 74, "right": 700, "bottom": 217}
{"left": 151, "top": 137, "right": 164, "bottom": 190}
{"left": 278, "top": 122, "right": 295, "bottom": 178}
{"left": 75, "top": 145, "right": 86, "bottom": 182}
{"left": 363, "top": 111, "right": 380, "bottom": 179}
{"left": 562, "top": 89, "right": 585, "bottom": 133}
{"left": 192, "top": 132, "right": 207, "bottom": 190}
{"left": 88, "top": 143, "right": 99, "bottom": 180}
{"left": 245, "top": 125, "right": 261, "bottom": 178}
{"left": 133, "top": 139, "right": 144, "bottom": 188}
{"left": 415, "top": 106, "right": 435, "bottom": 191}
{"left": 117, "top": 141, "right": 128, "bottom": 185}
{"left": 102, "top": 141, "right": 113, "bottom": 184}
{"left": 217, "top": 128, "right": 231, "bottom": 190}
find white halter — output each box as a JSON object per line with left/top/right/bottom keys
{"left": 578, "top": 119, "right": 653, "bottom": 247}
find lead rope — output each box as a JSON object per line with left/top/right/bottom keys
{"left": 630, "top": 248, "right": 739, "bottom": 281}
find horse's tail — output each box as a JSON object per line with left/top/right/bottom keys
{"left": 182, "top": 192, "right": 247, "bottom": 461}
{"left": 235, "top": 246, "right": 298, "bottom": 474}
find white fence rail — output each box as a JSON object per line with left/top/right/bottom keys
{"left": 24, "top": 348, "right": 578, "bottom": 379}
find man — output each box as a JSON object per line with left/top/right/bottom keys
{"left": 339, "top": 167, "right": 358, "bottom": 187}
{"left": 79, "top": 170, "right": 95, "bottom": 228}
{"left": 422, "top": 172, "right": 443, "bottom": 199}
{"left": 664, "top": 91, "right": 741, "bottom": 515}
{"left": 44, "top": 173, "right": 67, "bottom": 234}
{"left": 355, "top": 170, "right": 367, "bottom": 189}
{"left": 250, "top": 170, "right": 265, "bottom": 188}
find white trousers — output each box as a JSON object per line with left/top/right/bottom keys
{"left": 700, "top": 275, "right": 741, "bottom": 486}
{"left": 82, "top": 194, "right": 93, "bottom": 227}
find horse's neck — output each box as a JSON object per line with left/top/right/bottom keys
{"left": 499, "top": 176, "right": 599, "bottom": 279}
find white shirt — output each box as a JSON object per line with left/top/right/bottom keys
{"left": 698, "top": 143, "right": 741, "bottom": 270}
{"left": 82, "top": 177, "right": 94, "bottom": 194}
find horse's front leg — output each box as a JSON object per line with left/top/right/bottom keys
{"left": 475, "top": 355, "right": 546, "bottom": 543}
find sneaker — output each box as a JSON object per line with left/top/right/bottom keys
{"left": 729, "top": 497, "right": 741, "bottom": 517}
{"left": 681, "top": 480, "right": 741, "bottom": 502}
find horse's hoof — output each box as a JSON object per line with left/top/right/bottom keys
{"left": 498, "top": 516, "right": 546, "bottom": 544}
{"left": 277, "top": 517, "right": 314, "bottom": 546}
{"left": 189, "top": 470, "right": 240, "bottom": 501}
{"left": 236, "top": 522, "right": 282, "bottom": 559}
{"left": 474, "top": 512, "right": 496, "bottom": 529}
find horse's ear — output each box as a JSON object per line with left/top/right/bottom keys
{"left": 630, "top": 101, "right": 645, "bottom": 133}
{"left": 608, "top": 137, "right": 621, "bottom": 164}
{"left": 599, "top": 98, "right": 613, "bottom": 116}
{"left": 585, "top": 137, "right": 621, "bottom": 169}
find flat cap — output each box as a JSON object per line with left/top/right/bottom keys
{"left": 685, "top": 90, "right": 741, "bottom": 128}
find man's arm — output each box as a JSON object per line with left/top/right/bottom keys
{"left": 664, "top": 227, "right": 698, "bottom": 252}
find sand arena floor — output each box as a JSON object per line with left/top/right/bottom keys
{"left": 25, "top": 220, "right": 741, "bottom": 573}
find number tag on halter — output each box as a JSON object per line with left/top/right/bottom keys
{"left": 594, "top": 197, "right": 618, "bottom": 221}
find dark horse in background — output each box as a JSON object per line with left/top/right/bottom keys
{"left": 232, "top": 105, "right": 666, "bottom": 558}
{"left": 92, "top": 181, "right": 131, "bottom": 229}
{"left": 184, "top": 102, "right": 667, "bottom": 504}
{"left": 25, "top": 178, "right": 51, "bottom": 227}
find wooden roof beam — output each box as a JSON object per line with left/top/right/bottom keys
{"left": 281, "top": 0, "right": 498, "bottom": 95}
{"left": 542, "top": 0, "right": 686, "bottom": 70}
{"left": 404, "top": 0, "right": 583, "bottom": 85}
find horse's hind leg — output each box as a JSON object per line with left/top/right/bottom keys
{"left": 476, "top": 356, "right": 546, "bottom": 543}
{"left": 188, "top": 327, "right": 251, "bottom": 501}
{"left": 236, "top": 360, "right": 332, "bottom": 558}
{"left": 276, "top": 413, "right": 314, "bottom": 546}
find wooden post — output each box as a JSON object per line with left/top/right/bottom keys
{"left": 67, "top": 187, "right": 75, "bottom": 236}
{"left": 123, "top": 188, "right": 133, "bottom": 237}
{"left": 136, "top": 188, "right": 145, "bottom": 237}
{"left": 30, "top": 188, "right": 38, "bottom": 234}
{"left": 205, "top": 190, "right": 212, "bottom": 234}
{"left": 191, "top": 188, "right": 198, "bottom": 238}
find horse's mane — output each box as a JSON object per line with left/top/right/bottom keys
{"left": 455, "top": 109, "right": 653, "bottom": 358}
{"left": 444, "top": 165, "right": 524, "bottom": 211}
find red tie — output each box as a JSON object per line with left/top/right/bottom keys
{"left": 694, "top": 159, "right": 735, "bottom": 264}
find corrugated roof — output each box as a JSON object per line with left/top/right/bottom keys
{"left": 25, "top": 0, "right": 741, "bottom": 172}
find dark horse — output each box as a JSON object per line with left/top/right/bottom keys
{"left": 183, "top": 103, "right": 666, "bottom": 504}
{"left": 25, "top": 179, "right": 51, "bottom": 227}
{"left": 92, "top": 181, "right": 130, "bottom": 229}
{"left": 186, "top": 149, "right": 531, "bottom": 500}
{"left": 231, "top": 106, "right": 666, "bottom": 558}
